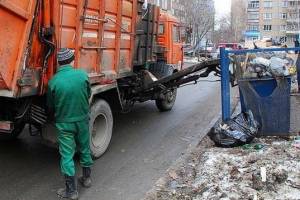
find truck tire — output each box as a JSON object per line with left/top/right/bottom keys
{"left": 89, "top": 99, "right": 113, "bottom": 159}
{"left": 0, "top": 122, "right": 25, "bottom": 140}
{"left": 156, "top": 88, "right": 177, "bottom": 112}
{"left": 149, "top": 62, "right": 174, "bottom": 79}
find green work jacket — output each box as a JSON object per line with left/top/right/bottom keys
{"left": 47, "top": 65, "right": 91, "bottom": 123}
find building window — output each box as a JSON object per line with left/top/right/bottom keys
{"left": 280, "top": 13, "right": 287, "bottom": 19}
{"left": 282, "top": 1, "right": 288, "bottom": 7}
{"left": 248, "top": 25, "right": 259, "bottom": 31}
{"left": 289, "top": 12, "right": 300, "bottom": 20}
{"left": 156, "top": 0, "right": 167, "bottom": 9}
{"left": 264, "top": 1, "right": 272, "bottom": 8}
{"left": 280, "top": 25, "right": 286, "bottom": 31}
{"left": 263, "top": 25, "right": 272, "bottom": 31}
{"left": 289, "top": 1, "right": 300, "bottom": 6}
{"left": 248, "top": 1, "right": 259, "bottom": 8}
{"left": 263, "top": 13, "right": 272, "bottom": 20}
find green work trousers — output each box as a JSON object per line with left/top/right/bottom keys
{"left": 55, "top": 119, "right": 93, "bottom": 176}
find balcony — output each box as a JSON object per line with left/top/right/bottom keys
{"left": 247, "top": 7, "right": 259, "bottom": 12}
{"left": 287, "top": 0, "right": 300, "bottom": 10}
{"left": 248, "top": 19, "right": 260, "bottom": 23}
{"left": 287, "top": 8, "right": 300, "bottom": 13}
{"left": 244, "top": 30, "right": 261, "bottom": 37}
{"left": 287, "top": 18, "right": 300, "bottom": 23}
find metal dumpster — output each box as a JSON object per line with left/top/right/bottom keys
{"left": 238, "top": 77, "right": 291, "bottom": 136}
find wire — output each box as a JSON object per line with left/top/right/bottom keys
{"left": 178, "top": 79, "right": 220, "bottom": 88}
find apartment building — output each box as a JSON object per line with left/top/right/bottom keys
{"left": 171, "top": 0, "right": 185, "bottom": 21}
{"left": 244, "top": 0, "right": 299, "bottom": 46}
{"left": 259, "top": 0, "right": 288, "bottom": 43}
{"left": 287, "top": 0, "right": 300, "bottom": 45}
{"left": 245, "top": 0, "right": 261, "bottom": 42}
{"left": 148, "top": 0, "right": 172, "bottom": 12}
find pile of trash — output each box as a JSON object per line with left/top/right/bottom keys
{"left": 146, "top": 137, "right": 300, "bottom": 200}
{"left": 240, "top": 52, "right": 297, "bottom": 78}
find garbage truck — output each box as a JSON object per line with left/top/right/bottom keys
{"left": 0, "top": 0, "right": 219, "bottom": 158}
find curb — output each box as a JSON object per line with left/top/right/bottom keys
{"left": 142, "top": 95, "right": 240, "bottom": 200}
{"left": 143, "top": 112, "right": 221, "bottom": 200}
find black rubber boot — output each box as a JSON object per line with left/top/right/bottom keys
{"left": 57, "top": 175, "right": 79, "bottom": 200}
{"left": 78, "top": 167, "right": 92, "bottom": 188}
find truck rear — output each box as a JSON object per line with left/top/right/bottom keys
{"left": 0, "top": 0, "right": 218, "bottom": 158}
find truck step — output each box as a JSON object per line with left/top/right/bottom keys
{"left": 30, "top": 105, "right": 47, "bottom": 125}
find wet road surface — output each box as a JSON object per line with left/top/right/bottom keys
{"left": 0, "top": 73, "right": 222, "bottom": 200}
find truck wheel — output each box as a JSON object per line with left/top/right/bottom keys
{"left": 89, "top": 99, "right": 113, "bottom": 159}
{"left": 156, "top": 88, "right": 177, "bottom": 112}
{"left": 0, "top": 122, "right": 25, "bottom": 140}
{"left": 149, "top": 62, "right": 174, "bottom": 79}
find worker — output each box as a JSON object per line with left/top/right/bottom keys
{"left": 47, "top": 48, "right": 93, "bottom": 200}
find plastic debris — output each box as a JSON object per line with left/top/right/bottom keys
{"left": 260, "top": 167, "right": 267, "bottom": 182}
{"left": 239, "top": 52, "right": 297, "bottom": 79}
{"left": 292, "top": 136, "right": 300, "bottom": 149}
{"left": 209, "top": 110, "right": 259, "bottom": 147}
{"left": 269, "top": 57, "right": 290, "bottom": 76}
{"left": 251, "top": 57, "right": 270, "bottom": 67}
{"left": 254, "top": 144, "right": 264, "bottom": 150}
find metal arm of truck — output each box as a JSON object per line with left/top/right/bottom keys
{"left": 142, "top": 59, "right": 221, "bottom": 92}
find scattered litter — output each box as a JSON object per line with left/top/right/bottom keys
{"left": 209, "top": 110, "right": 259, "bottom": 147}
{"left": 260, "top": 167, "right": 267, "bottom": 182}
{"left": 168, "top": 170, "right": 178, "bottom": 180}
{"left": 254, "top": 144, "right": 264, "bottom": 150}
{"left": 242, "top": 143, "right": 265, "bottom": 151}
{"left": 292, "top": 136, "right": 300, "bottom": 149}
{"left": 150, "top": 137, "right": 300, "bottom": 200}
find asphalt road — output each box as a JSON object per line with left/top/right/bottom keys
{"left": 0, "top": 69, "right": 222, "bottom": 200}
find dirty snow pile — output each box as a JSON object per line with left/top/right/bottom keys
{"left": 151, "top": 137, "right": 300, "bottom": 200}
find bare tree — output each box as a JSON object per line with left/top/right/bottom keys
{"left": 175, "top": 0, "right": 215, "bottom": 45}
{"left": 212, "top": 15, "right": 232, "bottom": 45}
{"left": 231, "top": 0, "right": 247, "bottom": 42}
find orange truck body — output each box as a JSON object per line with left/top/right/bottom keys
{"left": 0, "top": 0, "right": 139, "bottom": 97}
{"left": 0, "top": 0, "right": 182, "bottom": 98}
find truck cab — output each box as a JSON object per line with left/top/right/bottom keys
{"left": 157, "top": 12, "right": 183, "bottom": 70}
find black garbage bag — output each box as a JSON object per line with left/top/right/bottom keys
{"left": 209, "top": 110, "right": 259, "bottom": 148}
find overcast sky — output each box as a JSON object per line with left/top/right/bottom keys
{"left": 214, "top": 0, "right": 232, "bottom": 20}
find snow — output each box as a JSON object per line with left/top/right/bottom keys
{"left": 149, "top": 137, "right": 300, "bottom": 200}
